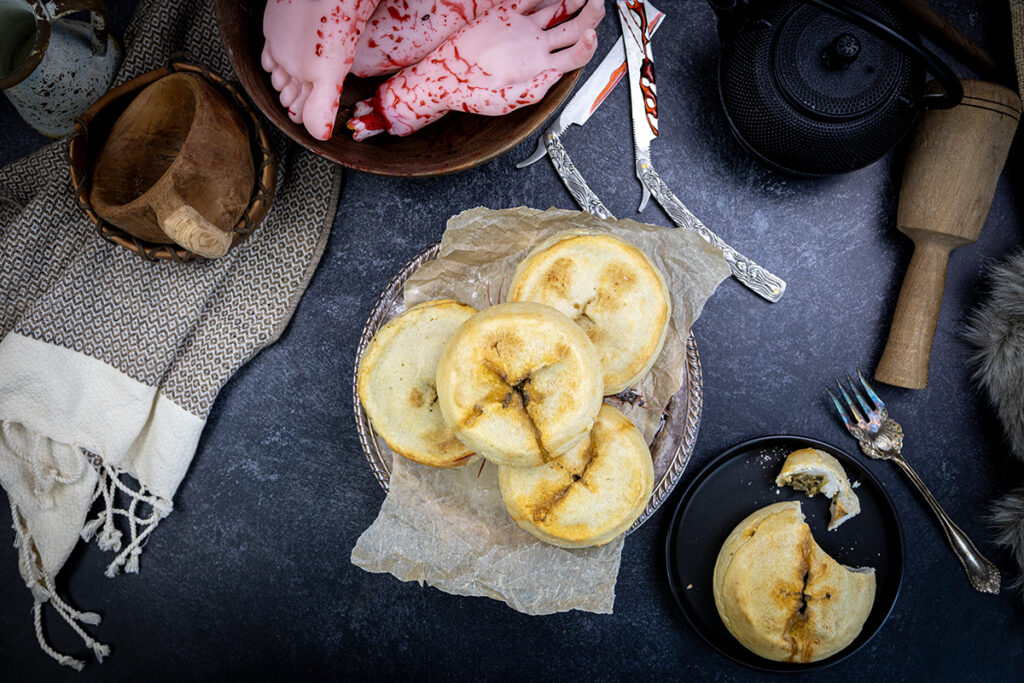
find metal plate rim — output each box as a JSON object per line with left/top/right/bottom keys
{"left": 663, "top": 434, "right": 905, "bottom": 671}
{"left": 352, "top": 241, "right": 704, "bottom": 534}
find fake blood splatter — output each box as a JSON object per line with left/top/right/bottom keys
{"left": 352, "top": 0, "right": 505, "bottom": 78}
{"left": 347, "top": 0, "right": 602, "bottom": 139}
{"left": 262, "top": 0, "right": 381, "bottom": 140}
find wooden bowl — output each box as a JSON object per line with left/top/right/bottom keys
{"left": 213, "top": 0, "right": 582, "bottom": 177}
{"left": 68, "top": 62, "right": 277, "bottom": 262}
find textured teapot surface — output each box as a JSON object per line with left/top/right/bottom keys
{"left": 716, "top": 0, "right": 924, "bottom": 176}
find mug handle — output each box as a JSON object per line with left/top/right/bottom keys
{"left": 150, "top": 188, "right": 235, "bottom": 259}
{"left": 51, "top": 0, "right": 109, "bottom": 56}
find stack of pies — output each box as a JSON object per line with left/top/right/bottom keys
{"left": 357, "top": 230, "right": 671, "bottom": 547}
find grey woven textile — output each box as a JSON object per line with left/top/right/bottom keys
{"left": 0, "top": 0, "right": 341, "bottom": 670}
{"left": 2, "top": 0, "right": 341, "bottom": 419}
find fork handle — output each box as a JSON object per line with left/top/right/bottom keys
{"left": 890, "top": 454, "right": 1001, "bottom": 594}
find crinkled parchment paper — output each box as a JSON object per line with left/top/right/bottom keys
{"left": 352, "top": 207, "right": 730, "bottom": 615}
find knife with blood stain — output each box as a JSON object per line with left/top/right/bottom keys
{"left": 516, "top": 0, "right": 664, "bottom": 220}
{"left": 618, "top": 0, "right": 787, "bottom": 303}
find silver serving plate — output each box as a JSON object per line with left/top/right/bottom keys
{"left": 352, "top": 242, "right": 704, "bottom": 534}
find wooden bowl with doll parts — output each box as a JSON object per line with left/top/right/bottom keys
{"left": 90, "top": 72, "right": 255, "bottom": 259}
{"left": 214, "top": 0, "right": 583, "bottom": 177}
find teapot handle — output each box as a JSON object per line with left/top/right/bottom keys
{"left": 707, "top": 0, "right": 746, "bottom": 42}
{"left": 802, "top": 0, "right": 962, "bottom": 109}
{"left": 51, "top": 0, "right": 109, "bottom": 57}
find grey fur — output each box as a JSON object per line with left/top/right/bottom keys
{"left": 991, "top": 487, "right": 1024, "bottom": 592}
{"left": 965, "top": 250, "right": 1024, "bottom": 598}
{"left": 965, "top": 251, "right": 1024, "bottom": 462}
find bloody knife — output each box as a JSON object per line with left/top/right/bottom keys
{"left": 516, "top": 1, "right": 665, "bottom": 219}
{"left": 617, "top": 0, "right": 787, "bottom": 303}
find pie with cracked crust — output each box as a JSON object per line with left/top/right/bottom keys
{"left": 434, "top": 301, "right": 604, "bottom": 467}
{"left": 497, "top": 404, "right": 654, "bottom": 548}
{"left": 357, "top": 299, "right": 477, "bottom": 468}
{"left": 507, "top": 230, "right": 671, "bottom": 395}
{"left": 713, "top": 501, "right": 876, "bottom": 663}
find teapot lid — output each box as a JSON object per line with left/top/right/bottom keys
{"left": 774, "top": 2, "right": 911, "bottom": 121}
{"left": 717, "top": 0, "right": 928, "bottom": 175}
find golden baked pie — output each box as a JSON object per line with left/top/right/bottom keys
{"left": 357, "top": 299, "right": 477, "bottom": 468}
{"left": 507, "top": 230, "right": 671, "bottom": 394}
{"left": 713, "top": 501, "right": 876, "bottom": 663}
{"left": 498, "top": 404, "right": 654, "bottom": 548}
{"left": 435, "top": 301, "right": 603, "bottom": 467}
{"left": 775, "top": 448, "right": 861, "bottom": 530}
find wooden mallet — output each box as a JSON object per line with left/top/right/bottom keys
{"left": 875, "top": 79, "right": 1021, "bottom": 390}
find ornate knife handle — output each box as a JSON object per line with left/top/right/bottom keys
{"left": 638, "top": 160, "right": 786, "bottom": 302}
{"left": 547, "top": 130, "right": 615, "bottom": 220}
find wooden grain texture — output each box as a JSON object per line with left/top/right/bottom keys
{"left": 69, "top": 62, "right": 277, "bottom": 261}
{"left": 896, "top": 0, "right": 1002, "bottom": 82}
{"left": 213, "top": 0, "right": 581, "bottom": 176}
{"left": 90, "top": 71, "right": 254, "bottom": 257}
{"left": 875, "top": 79, "right": 1021, "bottom": 389}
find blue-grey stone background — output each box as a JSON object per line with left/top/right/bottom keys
{"left": 1, "top": 0, "right": 1022, "bottom": 679}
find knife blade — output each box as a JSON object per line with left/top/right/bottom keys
{"left": 515, "top": 1, "right": 664, "bottom": 219}
{"left": 617, "top": 0, "right": 787, "bottom": 303}
{"left": 516, "top": 5, "right": 664, "bottom": 169}
{"left": 617, "top": 0, "right": 658, "bottom": 212}
{"left": 515, "top": 40, "right": 624, "bottom": 169}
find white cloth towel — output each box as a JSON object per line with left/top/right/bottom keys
{"left": 0, "top": 0, "right": 340, "bottom": 670}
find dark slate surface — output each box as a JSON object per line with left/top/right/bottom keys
{"left": 2, "top": 0, "right": 1023, "bottom": 679}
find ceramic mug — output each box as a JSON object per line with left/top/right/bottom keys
{"left": 0, "top": 0, "right": 121, "bottom": 137}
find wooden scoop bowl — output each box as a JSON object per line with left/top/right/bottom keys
{"left": 90, "top": 72, "right": 255, "bottom": 258}
{"left": 875, "top": 80, "right": 1021, "bottom": 389}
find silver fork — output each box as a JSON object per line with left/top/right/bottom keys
{"left": 828, "top": 371, "right": 1000, "bottom": 594}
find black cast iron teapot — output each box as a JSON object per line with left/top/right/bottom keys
{"left": 708, "top": 0, "right": 963, "bottom": 176}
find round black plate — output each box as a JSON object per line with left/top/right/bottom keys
{"left": 664, "top": 435, "right": 904, "bottom": 672}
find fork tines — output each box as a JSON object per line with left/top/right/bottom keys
{"left": 827, "top": 369, "right": 886, "bottom": 434}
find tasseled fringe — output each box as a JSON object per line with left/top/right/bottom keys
{"left": 79, "top": 460, "right": 172, "bottom": 578}
{"left": 10, "top": 497, "right": 109, "bottom": 672}
{"left": 1, "top": 421, "right": 86, "bottom": 510}
{"left": 9, "top": 455, "right": 173, "bottom": 670}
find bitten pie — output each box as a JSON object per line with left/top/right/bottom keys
{"left": 498, "top": 404, "right": 654, "bottom": 548}
{"left": 507, "top": 230, "right": 671, "bottom": 394}
{"left": 775, "top": 448, "right": 861, "bottom": 530}
{"left": 435, "top": 302, "right": 604, "bottom": 467}
{"left": 357, "top": 299, "right": 477, "bottom": 468}
{"left": 713, "top": 501, "right": 876, "bottom": 663}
